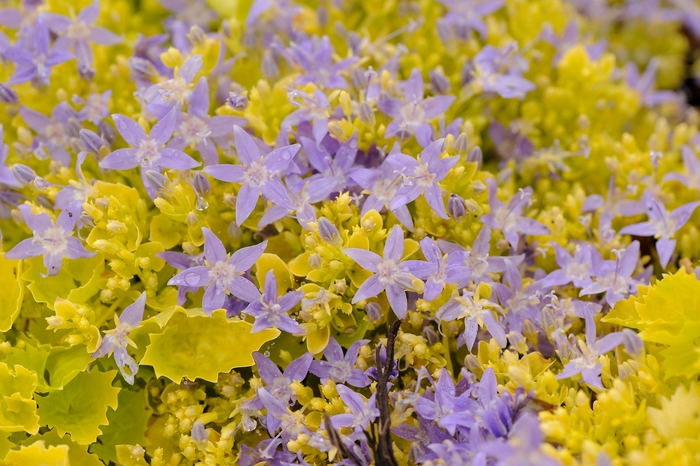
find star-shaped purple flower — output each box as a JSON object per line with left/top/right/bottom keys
{"left": 245, "top": 270, "right": 304, "bottom": 334}
{"left": 403, "top": 237, "right": 472, "bottom": 301}
{"left": 579, "top": 241, "right": 641, "bottom": 308}
{"left": 309, "top": 337, "right": 370, "bottom": 387}
{"left": 167, "top": 227, "right": 266, "bottom": 313}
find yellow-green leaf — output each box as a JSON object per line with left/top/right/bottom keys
{"left": 37, "top": 370, "right": 120, "bottom": 445}
{"left": 141, "top": 309, "right": 279, "bottom": 382}
{"left": 91, "top": 390, "right": 152, "bottom": 463}
{"left": 255, "top": 253, "right": 294, "bottom": 292}
{"left": 23, "top": 429, "right": 103, "bottom": 466}
{"left": 0, "top": 254, "right": 23, "bottom": 332}
{"left": 3, "top": 440, "right": 68, "bottom": 466}
{"left": 0, "top": 364, "right": 39, "bottom": 435}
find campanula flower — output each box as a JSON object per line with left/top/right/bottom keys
{"left": 404, "top": 237, "right": 471, "bottom": 301}
{"left": 310, "top": 338, "right": 370, "bottom": 387}
{"left": 246, "top": 270, "right": 304, "bottom": 334}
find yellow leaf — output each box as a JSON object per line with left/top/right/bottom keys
{"left": 0, "top": 254, "right": 22, "bottom": 332}
{"left": 141, "top": 309, "right": 279, "bottom": 382}
{"left": 306, "top": 325, "right": 330, "bottom": 354}
{"left": 255, "top": 253, "right": 294, "bottom": 292}
{"left": 3, "top": 440, "right": 68, "bottom": 466}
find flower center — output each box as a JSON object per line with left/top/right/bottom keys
{"left": 400, "top": 101, "right": 426, "bottom": 127}
{"left": 35, "top": 226, "right": 68, "bottom": 255}
{"left": 377, "top": 259, "right": 400, "bottom": 284}
{"left": 244, "top": 159, "right": 271, "bottom": 187}
{"left": 329, "top": 360, "right": 353, "bottom": 381}
{"left": 137, "top": 139, "right": 160, "bottom": 164}
{"left": 66, "top": 21, "right": 91, "bottom": 40}
{"left": 208, "top": 260, "right": 237, "bottom": 289}
{"left": 180, "top": 115, "right": 210, "bottom": 146}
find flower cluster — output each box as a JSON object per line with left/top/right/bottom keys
{"left": 0, "top": 0, "right": 699, "bottom": 465}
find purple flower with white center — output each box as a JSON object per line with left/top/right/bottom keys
{"left": 283, "top": 89, "right": 332, "bottom": 144}
{"left": 246, "top": 352, "right": 312, "bottom": 407}
{"left": 579, "top": 241, "right": 641, "bottom": 308}
{"left": 258, "top": 177, "right": 336, "bottom": 229}
{"left": 468, "top": 42, "right": 535, "bottom": 99}
{"left": 238, "top": 437, "right": 297, "bottom": 466}
{"left": 345, "top": 225, "right": 420, "bottom": 318}
{"left": 437, "top": 0, "right": 504, "bottom": 40}
{"left": 157, "top": 0, "right": 218, "bottom": 28}
{"left": 482, "top": 178, "right": 550, "bottom": 250}
{"left": 351, "top": 157, "right": 415, "bottom": 231}
{"left": 664, "top": 144, "right": 700, "bottom": 191}
{"left": 284, "top": 36, "right": 358, "bottom": 89}
{"left": 488, "top": 120, "right": 534, "bottom": 162}
{"left": 167, "top": 227, "right": 266, "bottom": 313}
{"left": 540, "top": 243, "right": 594, "bottom": 289}
{"left": 414, "top": 368, "right": 478, "bottom": 435}
{"left": 20, "top": 103, "right": 76, "bottom": 166}
{"left": 3, "top": 16, "right": 73, "bottom": 86}
{"left": 556, "top": 305, "right": 642, "bottom": 390}
{"left": 0, "top": 0, "right": 42, "bottom": 34}
{"left": 386, "top": 138, "right": 458, "bottom": 219}
{"left": 73, "top": 90, "right": 111, "bottom": 125}
{"left": 145, "top": 54, "right": 203, "bottom": 119}
{"left": 54, "top": 151, "right": 95, "bottom": 212}
{"left": 92, "top": 292, "right": 146, "bottom": 385}
{"left": 100, "top": 108, "right": 200, "bottom": 198}
{"left": 626, "top": 59, "right": 681, "bottom": 108}
{"left": 203, "top": 125, "right": 298, "bottom": 226}
{"left": 437, "top": 289, "right": 506, "bottom": 351}
{"left": 377, "top": 69, "right": 455, "bottom": 147}
{"left": 245, "top": 270, "right": 304, "bottom": 334}
{"left": 480, "top": 414, "right": 560, "bottom": 466}
{"left": 6, "top": 202, "right": 95, "bottom": 276}
{"left": 156, "top": 250, "right": 204, "bottom": 305}
{"left": 44, "top": 1, "right": 122, "bottom": 79}
{"left": 439, "top": 226, "right": 525, "bottom": 283}
{"left": 257, "top": 387, "right": 309, "bottom": 443}
{"left": 309, "top": 337, "right": 370, "bottom": 387}
{"left": 619, "top": 193, "right": 700, "bottom": 267}
{"left": 582, "top": 175, "right": 646, "bottom": 241}
{"left": 0, "top": 125, "right": 21, "bottom": 188}
{"left": 170, "top": 77, "right": 245, "bottom": 165}
{"left": 403, "top": 237, "right": 471, "bottom": 301}
{"left": 330, "top": 385, "right": 380, "bottom": 440}
{"left": 492, "top": 259, "right": 544, "bottom": 331}
{"left": 300, "top": 133, "right": 359, "bottom": 193}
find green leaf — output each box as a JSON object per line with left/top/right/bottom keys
{"left": 22, "top": 254, "right": 104, "bottom": 309}
{"left": 4, "top": 344, "right": 50, "bottom": 391}
{"left": 36, "top": 370, "right": 120, "bottom": 445}
{"left": 0, "top": 364, "right": 39, "bottom": 435}
{"left": 0, "top": 254, "right": 23, "bottom": 332}
{"left": 91, "top": 389, "right": 152, "bottom": 463}
{"left": 44, "top": 345, "right": 92, "bottom": 390}
{"left": 22, "top": 429, "right": 102, "bottom": 466}
{"left": 141, "top": 309, "right": 279, "bottom": 382}
{"left": 2, "top": 440, "right": 69, "bottom": 466}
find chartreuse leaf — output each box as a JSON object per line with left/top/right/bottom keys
{"left": 21, "top": 429, "right": 102, "bottom": 466}
{"left": 0, "top": 364, "right": 39, "bottom": 435}
{"left": 141, "top": 309, "right": 279, "bottom": 382}
{"left": 43, "top": 345, "right": 93, "bottom": 390}
{"left": 2, "top": 440, "right": 68, "bottom": 466}
{"left": 0, "top": 255, "right": 23, "bottom": 332}
{"left": 36, "top": 370, "right": 120, "bottom": 445}
{"left": 256, "top": 253, "right": 294, "bottom": 292}
{"left": 4, "top": 344, "right": 50, "bottom": 391}
{"left": 647, "top": 383, "right": 700, "bottom": 442}
{"left": 91, "top": 389, "right": 152, "bottom": 463}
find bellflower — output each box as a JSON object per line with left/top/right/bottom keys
{"left": 436, "top": 0, "right": 504, "bottom": 40}
{"left": 481, "top": 414, "right": 560, "bottom": 466}
{"left": 414, "top": 368, "right": 478, "bottom": 435}
{"left": 203, "top": 125, "right": 298, "bottom": 226}
{"left": 145, "top": 54, "right": 203, "bottom": 119}
{"left": 167, "top": 227, "right": 266, "bottom": 312}
{"left": 482, "top": 178, "right": 550, "bottom": 250}
{"left": 619, "top": 193, "right": 700, "bottom": 267}
{"left": 157, "top": 250, "right": 205, "bottom": 305}
{"left": 330, "top": 385, "right": 380, "bottom": 440}
{"left": 0, "top": 126, "right": 20, "bottom": 188}
{"left": 44, "top": 0, "right": 122, "bottom": 79}
{"left": 579, "top": 241, "right": 641, "bottom": 308}
{"left": 663, "top": 145, "right": 700, "bottom": 190}
{"left": 246, "top": 270, "right": 304, "bottom": 334}
{"left": 309, "top": 337, "right": 370, "bottom": 387}
{"left": 20, "top": 103, "right": 76, "bottom": 166}
{"left": 387, "top": 138, "right": 459, "bottom": 219}
{"left": 92, "top": 292, "right": 146, "bottom": 384}
{"left": 246, "top": 351, "right": 312, "bottom": 407}
{"left": 344, "top": 225, "right": 420, "bottom": 318}
{"left": 377, "top": 69, "right": 455, "bottom": 147}
{"left": 437, "top": 288, "right": 507, "bottom": 351}
{"left": 283, "top": 89, "right": 332, "bottom": 144}
{"left": 284, "top": 36, "right": 357, "bottom": 88}
{"left": 540, "top": 243, "right": 594, "bottom": 289}
{"left": 258, "top": 176, "right": 336, "bottom": 228}
{"left": 300, "top": 133, "right": 359, "bottom": 193}
{"left": 468, "top": 42, "right": 535, "bottom": 99}
{"left": 258, "top": 388, "right": 309, "bottom": 443}
{"left": 6, "top": 202, "right": 95, "bottom": 276}
{"left": 403, "top": 237, "right": 471, "bottom": 301}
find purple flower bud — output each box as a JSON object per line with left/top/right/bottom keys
{"left": 34, "top": 177, "right": 50, "bottom": 190}
{"left": 128, "top": 57, "right": 157, "bottom": 80}
{"left": 261, "top": 51, "right": 279, "bottom": 80}
{"left": 226, "top": 92, "right": 248, "bottom": 109}
{"left": 67, "top": 118, "right": 82, "bottom": 138}
{"left": 359, "top": 102, "right": 375, "bottom": 125}
{"left": 98, "top": 121, "right": 116, "bottom": 145}
{"left": 467, "top": 146, "right": 482, "bottom": 168}
{"left": 191, "top": 421, "right": 207, "bottom": 447}
{"left": 422, "top": 325, "right": 439, "bottom": 346}
{"left": 455, "top": 133, "right": 469, "bottom": 154}
{"left": 193, "top": 172, "right": 211, "bottom": 196}
{"left": 0, "top": 84, "right": 18, "bottom": 105}
{"left": 12, "top": 164, "right": 37, "bottom": 185}
{"left": 318, "top": 217, "right": 340, "bottom": 243}
{"left": 448, "top": 194, "right": 466, "bottom": 219}
{"left": 80, "top": 129, "right": 107, "bottom": 155}
{"left": 351, "top": 67, "right": 367, "bottom": 88}
{"left": 188, "top": 25, "right": 207, "bottom": 46}
{"left": 436, "top": 18, "right": 452, "bottom": 44}
{"left": 430, "top": 70, "right": 450, "bottom": 95}
{"left": 365, "top": 302, "right": 382, "bottom": 322}
{"left": 145, "top": 170, "right": 169, "bottom": 192}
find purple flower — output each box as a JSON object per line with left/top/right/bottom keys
{"left": 20, "top": 103, "right": 76, "bottom": 166}
{"left": 284, "top": 36, "right": 358, "bottom": 89}
{"left": 144, "top": 54, "right": 203, "bottom": 119}
{"left": 170, "top": 77, "right": 245, "bottom": 166}
{"left": 330, "top": 385, "right": 380, "bottom": 440}
{"left": 203, "top": 125, "right": 298, "bottom": 226}
{"left": 414, "top": 368, "right": 478, "bottom": 435}
{"left": 482, "top": 178, "right": 550, "bottom": 250}
{"left": 540, "top": 243, "right": 594, "bottom": 288}
{"left": 92, "top": 292, "right": 147, "bottom": 384}
{"left": 3, "top": 16, "right": 73, "bottom": 86}
{"left": 246, "top": 351, "right": 312, "bottom": 407}
{"left": 283, "top": 89, "right": 332, "bottom": 144}
{"left": 257, "top": 177, "right": 336, "bottom": 229}
{"left": 167, "top": 228, "right": 266, "bottom": 312}
{"left": 45, "top": 0, "right": 122, "bottom": 79}
{"left": 579, "top": 241, "right": 641, "bottom": 308}
{"left": 6, "top": 202, "right": 95, "bottom": 276}
{"left": 403, "top": 237, "right": 471, "bottom": 301}
{"left": 157, "top": 250, "right": 204, "bottom": 305}
{"left": 300, "top": 133, "right": 359, "bottom": 193}
{"left": 257, "top": 387, "right": 309, "bottom": 443}
{"left": 310, "top": 337, "right": 370, "bottom": 387}
{"left": 344, "top": 225, "right": 420, "bottom": 318}
{"left": 480, "top": 414, "right": 560, "bottom": 466}
{"left": 100, "top": 108, "right": 200, "bottom": 197}
{"left": 626, "top": 59, "right": 681, "bottom": 108}
{"left": 582, "top": 175, "right": 646, "bottom": 241}
{"left": 492, "top": 259, "right": 544, "bottom": 332}
{"left": 245, "top": 270, "right": 304, "bottom": 334}
{"left": 556, "top": 304, "right": 642, "bottom": 390}
{"left": 74, "top": 90, "right": 112, "bottom": 125}
{"left": 619, "top": 193, "right": 700, "bottom": 267}
{"left": 663, "top": 145, "right": 700, "bottom": 190}
{"left": 437, "top": 0, "right": 504, "bottom": 40}
{"left": 386, "top": 139, "right": 458, "bottom": 219}
{"left": 377, "top": 69, "right": 455, "bottom": 147}
{"left": 437, "top": 289, "right": 506, "bottom": 351}
{"left": 469, "top": 43, "right": 535, "bottom": 99}
{"left": 0, "top": 125, "right": 21, "bottom": 188}
{"left": 238, "top": 437, "right": 297, "bottom": 466}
